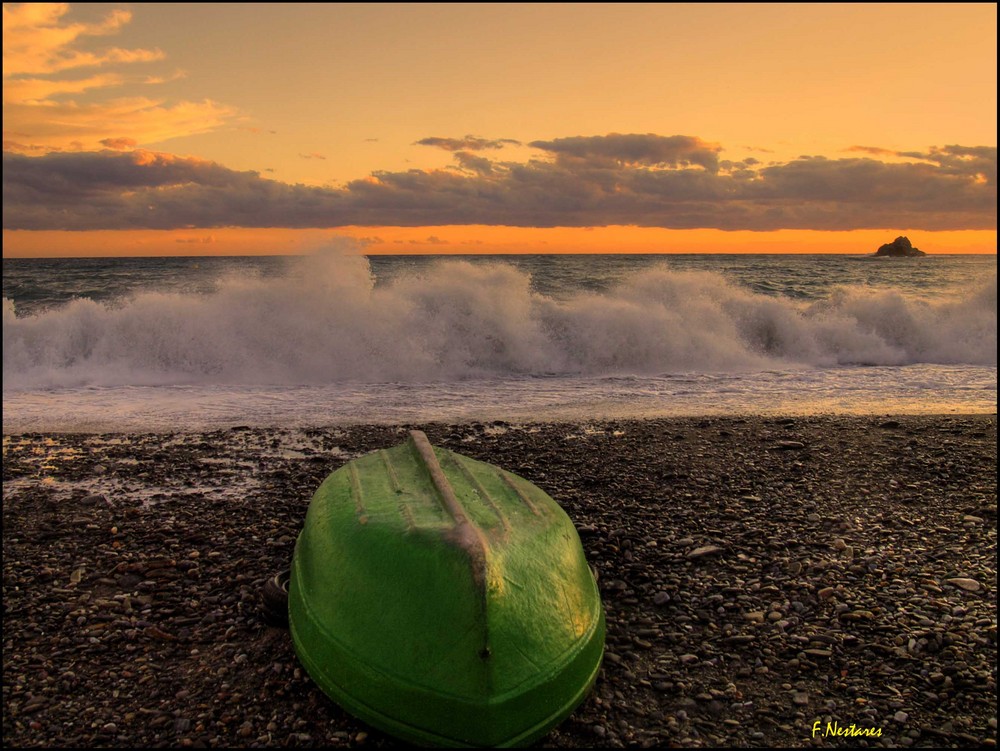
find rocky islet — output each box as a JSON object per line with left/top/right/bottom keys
{"left": 874, "top": 237, "right": 927, "bottom": 257}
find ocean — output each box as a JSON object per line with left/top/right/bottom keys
{"left": 2, "top": 251, "right": 996, "bottom": 432}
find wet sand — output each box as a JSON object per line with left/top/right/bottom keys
{"left": 2, "top": 414, "right": 996, "bottom": 748}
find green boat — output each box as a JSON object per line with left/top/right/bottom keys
{"left": 288, "top": 430, "right": 605, "bottom": 747}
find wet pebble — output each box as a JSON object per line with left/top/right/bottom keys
{"left": 2, "top": 415, "right": 995, "bottom": 750}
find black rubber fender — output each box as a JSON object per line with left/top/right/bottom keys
{"left": 260, "top": 569, "right": 290, "bottom": 627}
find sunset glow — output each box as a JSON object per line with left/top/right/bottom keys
{"left": 2, "top": 2, "right": 996, "bottom": 256}
{"left": 3, "top": 226, "right": 995, "bottom": 258}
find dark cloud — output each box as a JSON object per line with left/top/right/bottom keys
{"left": 529, "top": 133, "right": 721, "bottom": 172}
{"left": 719, "top": 158, "right": 760, "bottom": 173}
{"left": 416, "top": 135, "right": 520, "bottom": 151}
{"left": 844, "top": 145, "right": 995, "bottom": 186}
{"left": 2, "top": 150, "right": 335, "bottom": 230}
{"left": 2, "top": 137, "right": 995, "bottom": 231}
{"left": 846, "top": 145, "right": 898, "bottom": 156}
{"left": 99, "top": 137, "right": 138, "bottom": 150}
{"left": 3, "top": 139, "right": 49, "bottom": 153}
{"left": 915, "top": 145, "right": 996, "bottom": 186}
{"left": 453, "top": 151, "right": 494, "bottom": 175}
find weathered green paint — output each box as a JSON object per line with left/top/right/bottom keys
{"left": 288, "top": 430, "right": 605, "bottom": 747}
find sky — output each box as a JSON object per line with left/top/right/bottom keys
{"left": 2, "top": 2, "right": 996, "bottom": 257}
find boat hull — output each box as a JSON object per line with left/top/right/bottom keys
{"left": 288, "top": 431, "right": 605, "bottom": 747}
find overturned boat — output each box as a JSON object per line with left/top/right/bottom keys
{"left": 288, "top": 430, "right": 605, "bottom": 747}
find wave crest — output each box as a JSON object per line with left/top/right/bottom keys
{"left": 3, "top": 251, "right": 996, "bottom": 389}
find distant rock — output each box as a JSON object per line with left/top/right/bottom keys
{"left": 875, "top": 236, "right": 926, "bottom": 256}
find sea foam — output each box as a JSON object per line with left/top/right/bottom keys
{"left": 3, "top": 250, "right": 996, "bottom": 390}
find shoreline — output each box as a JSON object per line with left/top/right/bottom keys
{"left": 4, "top": 402, "right": 997, "bottom": 437}
{"left": 3, "top": 414, "right": 996, "bottom": 748}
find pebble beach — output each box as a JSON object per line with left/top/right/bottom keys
{"left": 2, "top": 414, "right": 996, "bottom": 748}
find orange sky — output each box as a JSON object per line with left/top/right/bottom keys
{"left": 3, "top": 227, "right": 994, "bottom": 258}
{"left": 2, "top": 3, "right": 996, "bottom": 256}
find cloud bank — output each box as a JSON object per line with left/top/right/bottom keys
{"left": 2, "top": 135, "right": 996, "bottom": 231}
{"left": 415, "top": 135, "right": 521, "bottom": 151}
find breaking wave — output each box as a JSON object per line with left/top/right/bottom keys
{"left": 3, "top": 250, "right": 996, "bottom": 390}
